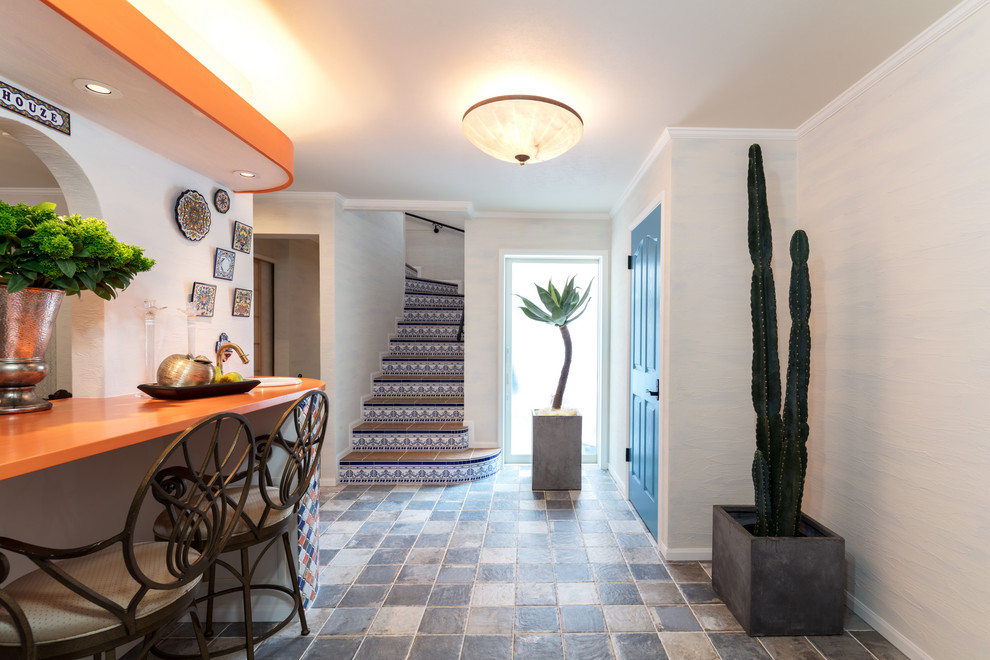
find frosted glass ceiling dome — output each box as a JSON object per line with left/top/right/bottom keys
{"left": 462, "top": 95, "right": 584, "bottom": 165}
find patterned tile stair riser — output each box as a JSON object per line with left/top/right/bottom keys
{"left": 371, "top": 379, "right": 464, "bottom": 398}
{"left": 380, "top": 357, "right": 464, "bottom": 376}
{"left": 404, "top": 292, "right": 464, "bottom": 309}
{"left": 361, "top": 399, "right": 464, "bottom": 423}
{"left": 395, "top": 323, "right": 463, "bottom": 338}
{"left": 387, "top": 339, "right": 464, "bottom": 357}
{"left": 340, "top": 276, "right": 500, "bottom": 484}
{"left": 351, "top": 427, "right": 469, "bottom": 451}
{"left": 402, "top": 309, "right": 462, "bottom": 323}
{"left": 338, "top": 453, "right": 501, "bottom": 484}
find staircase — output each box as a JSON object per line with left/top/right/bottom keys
{"left": 338, "top": 275, "right": 502, "bottom": 484}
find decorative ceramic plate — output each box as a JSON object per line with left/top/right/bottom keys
{"left": 175, "top": 189, "right": 211, "bottom": 241}
{"left": 137, "top": 380, "right": 260, "bottom": 400}
{"left": 214, "top": 188, "right": 230, "bottom": 214}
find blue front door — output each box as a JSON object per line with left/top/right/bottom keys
{"left": 629, "top": 206, "right": 661, "bottom": 539}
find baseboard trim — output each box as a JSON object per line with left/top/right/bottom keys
{"left": 846, "top": 592, "right": 934, "bottom": 660}
{"left": 606, "top": 464, "right": 627, "bottom": 495}
{"left": 657, "top": 543, "right": 712, "bottom": 562}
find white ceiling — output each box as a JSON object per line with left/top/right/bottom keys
{"left": 2, "top": 1, "right": 961, "bottom": 216}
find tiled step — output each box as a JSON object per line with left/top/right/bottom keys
{"left": 388, "top": 338, "right": 463, "bottom": 357}
{"left": 372, "top": 375, "right": 464, "bottom": 397}
{"left": 396, "top": 322, "right": 462, "bottom": 338}
{"left": 351, "top": 422, "right": 469, "bottom": 451}
{"left": 381, "top": 356, "right": 463, "bottom": 375}
{"left": 405, "top": 276, "right": 459, "bottom": 295}
{"left": 404, "top": 292, "right": 464, "bottom": 309}
{"left": 338, "top": 447, "right": 502, "bottom": 484}
{"left": 362, "top": 397, "right": 464, "bottom": 422}
{"left": 402, "top": 309, "right": 463, "bottom": 323}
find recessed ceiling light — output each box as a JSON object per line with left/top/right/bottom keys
{"left": 73, "top": 78, "right": 122, "bottom": 98}
{"left": 234, "top": 170, "right": 257, "bottom": 178}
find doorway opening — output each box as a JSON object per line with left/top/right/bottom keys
{"left": 253, "top": 256, "right": 275, "bottom": 377}
{"left": 501, "top": 254, "right": 605, "bottom": 464}
{"left": 252, "top": 237, "right": 320, "bottom": 379}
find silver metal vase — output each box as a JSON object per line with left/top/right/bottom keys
{"left": 0, "top": 285, "right": 65, "bottom": 414}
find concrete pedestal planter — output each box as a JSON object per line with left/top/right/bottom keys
{"left": 711, "top": 505, "right": 845, "bottom": 636}
{"left": 531, "top": 412, "right": 581, "bottom": 490}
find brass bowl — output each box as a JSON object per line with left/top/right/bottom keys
{"left": 156, "top": 354, "right": 215, "bottom": 387}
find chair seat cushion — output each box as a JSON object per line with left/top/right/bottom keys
{"left": 154, "top": 486, "right": 293, "bottom": 540}
{"left": 0, "top": 542, "right": 200, "bottom": 646}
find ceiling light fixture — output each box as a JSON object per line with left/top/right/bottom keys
{"left": 73, "top": 79, "right": 122, "bottom": 98}
{"left": 462, "top": 95, "right": 583, "bottom": 165}
{"left": 234, "top": 170, "right": 257, "bottom": 178}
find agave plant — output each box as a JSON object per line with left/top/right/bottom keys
{"left": 517, "top": 275, "right": 593, "bottom": 410}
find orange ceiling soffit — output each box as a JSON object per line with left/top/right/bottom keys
{"left": 38, "top": 0, "right": 294, "bottom": 193}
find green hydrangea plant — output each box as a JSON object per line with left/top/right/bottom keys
{"left": 0, "top": 200, "right": 155, "bottom": 300}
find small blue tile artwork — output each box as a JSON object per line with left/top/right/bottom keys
{"left": 214, "top": 248, "right": 235, "bottom": 280}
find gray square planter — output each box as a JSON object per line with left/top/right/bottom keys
{"left": 531, "top": 412, "right": 581, "bottom": 490}
{"left": 711, "top": 505, "right": 845, "bottom": 636}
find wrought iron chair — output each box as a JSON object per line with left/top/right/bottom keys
{"left": 154, "top": 389, "right": 329, "bottom": 659}
{"left": 0, "top": 412, "right": 257, "bottom": 660}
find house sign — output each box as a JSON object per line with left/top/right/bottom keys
{"left": 1, "top": 79, "right": 70, "bottom": 135}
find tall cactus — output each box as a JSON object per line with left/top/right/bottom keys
{"left": 747, "top": 144, "right": 812, "bottom": 537}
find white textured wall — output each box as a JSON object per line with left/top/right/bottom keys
{"left": 667, "top": 137, "right": 797, "bottom": 553}
{"left": 1, "top": 106, "right": 253, "bottom": 398}
{"left": 464, "top": 216, "right": 611, "bottom": 448}
{"left": 610, "top": 135, "right": 797, "bottom": 557}
{"left": 797, "top": 5, "right": 990, "bottom": 658}
{"left": 254, "top": 194, "right": 336, "bottom": 474}
{"left": 405, "top": 217, "right": 464, "bottom": 284}
{"left": 609, "top": 142, "right": 672, "bottom": 537}
{"left": 333, "top": 210, "right": 406, "bottom": 459}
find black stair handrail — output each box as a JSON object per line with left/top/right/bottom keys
{"left": 406, "top": 212, "right": 465, "bottom": 234}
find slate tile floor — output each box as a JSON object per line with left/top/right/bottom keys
{"left": 155, "top": 466, "right": 907, "bottom": 660}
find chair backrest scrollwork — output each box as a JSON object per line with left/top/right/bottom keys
{"left": 254, "top": 390, "right": 330, "bottom": 525}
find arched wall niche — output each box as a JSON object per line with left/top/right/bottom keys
{"left": 0, "top": 116, "right": 105, "bottom": 397}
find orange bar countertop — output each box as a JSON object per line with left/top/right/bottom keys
{"left": 0, "top": 378, "right": 325, "bottom": 481}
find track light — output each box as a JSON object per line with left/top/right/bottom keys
{"left": 433, "top": 224, "right": 440, "bottom": 234}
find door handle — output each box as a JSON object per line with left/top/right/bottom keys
{"left": 647, "top": 388, "right": 659, "bottom": 398}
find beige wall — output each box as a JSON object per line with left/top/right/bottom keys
{"left": 796, "top": 4, "right": 990, "bottom": 658}
{"left": 405, "top": 216, "right": 465, "bottom": 284}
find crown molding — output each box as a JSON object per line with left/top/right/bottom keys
{"left": 610, "top": 126, "right": 797, "bottom": 218}
{"left": 610, "top": 128, "right": 671, "bottom": 220}
{"left": 258, "top": 191, "right": 345, "bottom": 204}
{"left": 343, "top": 199, "right": 474, "bottom": 215}
{"left": 471, "top": 211, "right": 611, "bottom": 222}
{"left": 665, "top": 127, "right": 796, "bottom": 141}
{"left": 797, "top": 0, "right": 990, "bottom": 138}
